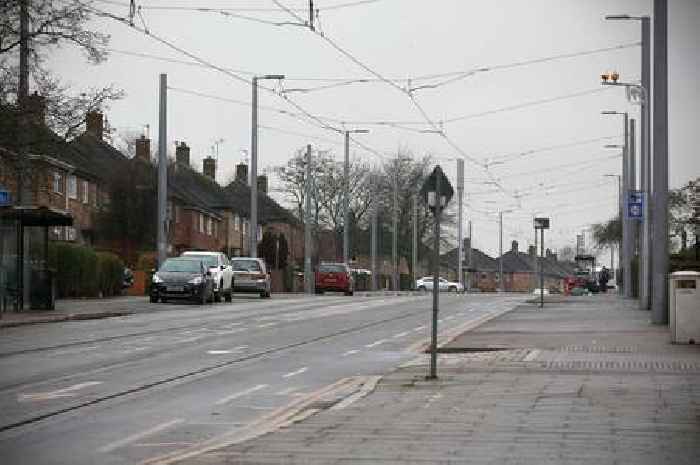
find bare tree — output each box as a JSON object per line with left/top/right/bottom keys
{"left": 274, "top": 147, "right": 373, "bottom": 230}
{"left": 0, "top": 0, "right": 124, "bottom": 138}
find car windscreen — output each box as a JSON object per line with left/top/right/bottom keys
{"left": 319, "top": 264, "right": 346, "bottom": 273}
{"left": 232, "top": 259, "right": 261, "bottom": 272}
{"left": 160, "top": 259, "right": 202, "bottom": 273}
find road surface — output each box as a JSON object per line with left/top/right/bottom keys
{"left": 0, "top": 293, "right": 524, "bottom": 465}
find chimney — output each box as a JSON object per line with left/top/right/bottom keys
{"left": 528, "top": 245, "right": 536, "bottom": 256}
{"left": 175, "top": 142, "right": 190, "bottom": 166}
{"left": 511, "top": 240, "right": 518, "bottom": 253}
{"left": 21, "top": 92, "right": 46, "bottom": 126}
{"left": 86, "top": 111, "right": 104, "bottom": 140}
{"left": 203, "top": 156, "right": 216, "bottom": 180}
{"left": 257, "top": 174, "right": 268, "bottom": 194}
{"left": 135, "top": 136, "right": 151, "bottom": 162}
{"left": 235, "top": 163, "right": 248, "bottom": 183}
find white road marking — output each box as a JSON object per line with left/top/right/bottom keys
{"left": 98, "top": 419, "right": 184, "bottom": 453}
{"left": 256, "top": 323, "right": 277, "bottom": 329}
{"left": 523, "top": 349, "right": 541, "bottom": 362}
{"left": 19, "top": 381, "right": 103, "bottom": 402}
{"left": 215, "top": 384, "right": 269, "bottom": 406}
{"left": 282, "top": 367, "right": 308, "bottom": 378}
{"left": 207, "top": 350, "right": 231, "bottom": 355}
{"left": 392, "top": 332, "right": 409, "bottom": 339}
{"left": 342, "top": 349, "right": 360, "bottom": 357}
{"left": 365, "top": 339, "right": 387, "bottom": 348}
{"left": 413, "top": 325, "right": 426, "bottom": 332}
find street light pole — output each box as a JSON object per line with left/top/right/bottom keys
{"left": 651, "top": 0, "right": 669, "bottom": 324}
{"left": 251, "top": 74, "right": 285, "bottom": 258}
{"left": 457, "top": 159, "right": 465, "bottom": 292}
{"left": 157, "top": 74, "right": 168, "bottom": 268}
{"left": 304, "top": 144, "right": 313, "bottom": 294}
{"left": 343, "top": 129, "right": 369, "bottom": 264}
{"left": 602, "top": 111, "right": 630, "bottom": 297}
{"left": 499, "top": 211, "right": 503, "bottom": 292}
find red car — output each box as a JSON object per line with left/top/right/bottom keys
{"left": 315, "top": 263, "right": 354, "bottom": 296}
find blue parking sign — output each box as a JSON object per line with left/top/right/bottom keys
{"left": 626, "top": 190, "right": 644, "bottom": 220}
{"left": 0, "top": 189, "right": 10, "bottom": 206}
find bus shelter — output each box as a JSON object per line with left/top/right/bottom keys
{"left": 0, "top": 205, "right": 73, "bottom": 312}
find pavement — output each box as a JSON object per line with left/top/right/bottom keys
{"left": 0, "top": 296, "right": 142, "bottom": 328}
{"left": 178, "top": 293, "right": 700, "bottom": 465}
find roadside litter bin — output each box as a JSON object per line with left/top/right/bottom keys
{"left": 669, "top": 271, "right": 700, "bottom": 344}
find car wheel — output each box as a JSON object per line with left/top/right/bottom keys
{"left": 224, "top": 289, "right": 233, "bottom": 302}
{"left": 448, "top": 286, "right": 456, "bottom": 293}
{"left": 199, "top": 288, "right": 207, "bottom": 305}
{"left": 418, "top": 286, "right": 426, "bottom": 292}
{"left": 344, "top": 290, "right": 354, "bottom": 296}
{"left": 315, "top": 289, "right": 323, "bottom": 295}
{"left": 150, "top": 295, "right": 158, "bottom": 303}
{"left": 161, "top": 297, "right": 168, "bottom": 303}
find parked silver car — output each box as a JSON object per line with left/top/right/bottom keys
{"left": 230, "top": 257, "right": 271, "bottom": 298}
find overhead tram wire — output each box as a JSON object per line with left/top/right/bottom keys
{"left": 75, "top": 1, "right": 391, "bottom": 162}
{"left": 270, "top": 0, "right": 514, "bottom": 198}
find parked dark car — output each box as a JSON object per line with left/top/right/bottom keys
{"left": 315, "top": 263, "right": 354, "bottom": 296}
{"left": 150, "top": 257, "right": 214, "bottom": 304}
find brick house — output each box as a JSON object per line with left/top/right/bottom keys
{"left": 166, "top": 144, "right": 302, "bottom": 267}
{"left": 0, "top": 98, "right": 110, "bottom": 244}
{"left": 441, "top": 238, "right": 499, "bottom": 291}
{"left": 499, "top": 241, "right": 571, "bottom": 292}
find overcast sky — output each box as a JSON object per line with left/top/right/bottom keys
{"left": 50, "top": 0, "right": 699, "bottom": 261}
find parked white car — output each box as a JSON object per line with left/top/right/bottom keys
{"left": 532, "top": 288, "right": 550, "bottom": 296}
{"left": 415, "top": 276, "right": 463, "bottom": 292}
{"left": 181, "top": 251, "right": 233, "bottom": 302}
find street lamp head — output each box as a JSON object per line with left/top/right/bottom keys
{"left": 605, "top": 14, "right": 631, "bottom": 20}
{"left": 352, "top": 129, "right": 370, "bottom": 134}
{"left": 601, "top": 110, "right": 619, "bottom": 115}
{"left": 604, "top": 144, "right": 624, "bottom": 149}
{"left": 262, "top": 74, "right": 285, "bottom": 80}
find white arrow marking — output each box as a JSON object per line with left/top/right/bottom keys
{"left": 342, "top": 349, "right": 360, "bottom": 357}
{"left": 19, "top": 381, "right": 103, "bottom": 402}
{"left": 98, "top": 419, "right": 184, "bottom": 453}
{"left": 215, "top": 384, "right": 269, "bottom": 406}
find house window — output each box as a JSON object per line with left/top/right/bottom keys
{"left": 81, "top": 180, "right": 89, "bottom": 204}
{"left": 52, "top": 172, "right": 64, "bottom": 194}
{"left": 67, "top": 175, "right": 77, "bottom": 199}
{"left": 206, "top": 217, "right": 213, "bottom": 236}
{"left": 199, "top": 213, "right": 205, "bottom": 234}
{"left": 233, "top": 215, "right": 240, "bottom": 232}
{"left": 212, "top": 220, "right": 217, "bottom": 237}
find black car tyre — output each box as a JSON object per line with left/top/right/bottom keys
{"left": 344, "top": 290, "right": 354, "bottom": 296}
{"left": 418, "top": 286, "right": 426, "bottom": 292}
{"left": 224, "top": 288, "right": 233, "bottom": 302}
{"left": 199, "top": 288, "right": 207, "bottom": 305}
{"left": 448, "top": 286, "right": 456, "bottom": 293}
{"left": 150, "top": 295, "right": 158, "bottom": 303}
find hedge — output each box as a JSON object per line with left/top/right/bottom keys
{"left": 48, "top": 243, "right": 124, "bottom": 298}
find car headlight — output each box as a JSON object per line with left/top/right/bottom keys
{"left": 152, "top": 274, "right": 163, "bottom": 284}
{"left": 188, "top": 276, "right": 203, "bottom": 285}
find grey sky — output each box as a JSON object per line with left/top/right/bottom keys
{"left": 49, "top": 0, "right": 699, "bottom": 259}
